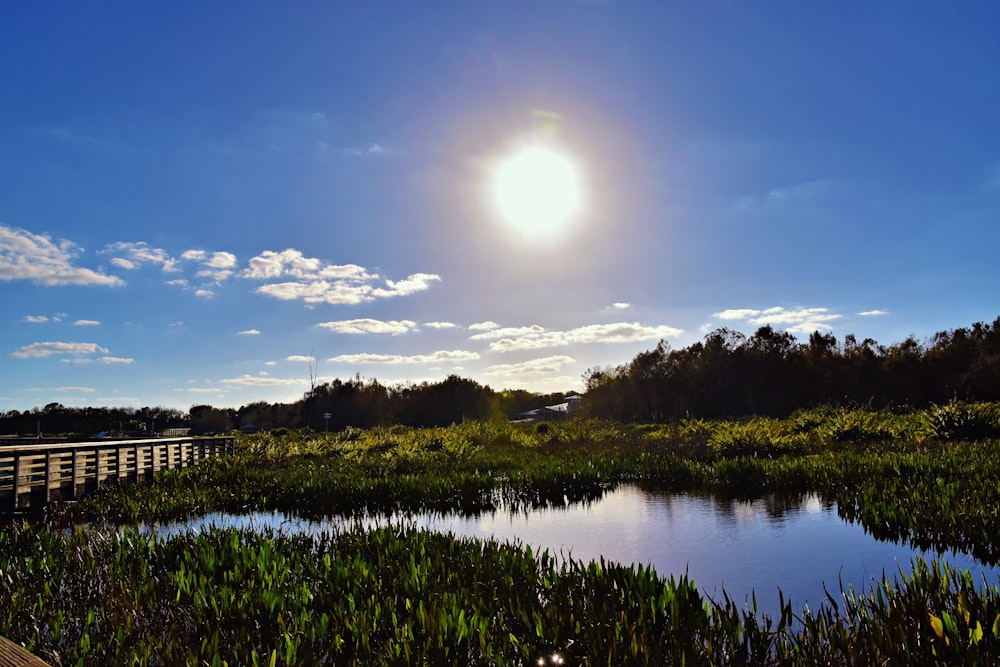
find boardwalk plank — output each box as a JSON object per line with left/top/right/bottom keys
{"left": 0, "top": 636, "right": 49, "bottom": 667}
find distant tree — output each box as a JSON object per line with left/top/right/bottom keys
{"left": 189, "top": 405, "right": 234, "bottom": 435}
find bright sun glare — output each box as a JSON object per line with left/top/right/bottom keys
{"left": 494, "top": 145, "right": 581, "bottom": 237}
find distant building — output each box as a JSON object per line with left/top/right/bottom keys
{"left": 513, "top": 395, "right": 582, "bottom": 422}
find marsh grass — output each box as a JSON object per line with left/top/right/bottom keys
{"left": 10, "top": 406, "right": 1000, "bottom": 664}
{"left": 3, "top": 523, "right": 1000, "bottom": 665}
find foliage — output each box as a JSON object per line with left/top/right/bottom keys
{"left": 14, "top": 407, "right": 1000, "bottom": 664}
{"left": 582, "top": 316, "right": 1000, "bottom": 421}
{"left": 4, "top": 523, "right": 1000, "bottom": 665}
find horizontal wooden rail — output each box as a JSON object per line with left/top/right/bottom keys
{"left": 0, "top": 436, "right": 235, "bottom": 513}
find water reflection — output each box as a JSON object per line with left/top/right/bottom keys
{"left": 146, "top": 485, "right": 1000, "bottom": 619}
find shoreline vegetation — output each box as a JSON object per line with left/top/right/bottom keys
{"left": 5, "top": 406, "right": 1000, "bottom": 664}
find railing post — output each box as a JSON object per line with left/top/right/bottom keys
{"left": 44, "top": 451, "right": 52, "bottom": 504}
{"left": 12, "top": 452, "right": 20, "bottom": 511}
{"left": 72, "top": 449, "right": 80, "bottom": 499}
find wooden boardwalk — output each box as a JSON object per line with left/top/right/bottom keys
{"left": 0, "top": 436, "right": 235, "bottom": 512}
{"left": 0, "top": 636, "right": 48, "bottom": 666}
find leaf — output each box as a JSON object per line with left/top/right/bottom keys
{"left": 971, "top": 621, "right": 984, "bottom": 645}
{"left": 930, "top": 613, "right": 944, "bottom": 639}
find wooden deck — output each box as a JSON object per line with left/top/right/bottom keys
{"left": 0, "top": 436, "right": 235, "bottom": 512}
{"left": 0, "top": 636, "right": 48, "bottom": 666}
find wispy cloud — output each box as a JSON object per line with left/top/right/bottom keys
{"left": 732, "top": 179, "right": 833, "bottom": 212}
{"left": 54, "top": 386, "right": 96, "bottom": 393}
{"left": 219, "top": 374, "right": 307, "bottom": 387}
{"left": 470, "top": 325, "right": 546, "bottom": 341}
{"left": 23, "top": 315, "right": 49, "bottom": 323}
{"left": 317, "top": 319, "right": 418, "bottom": 335}
{"left": 858, "top": 309, "right": 888, "bottom": 317}
{"left": 329, "top": 350, "right": 480, "bottom": 364}
{"left": 609, "top": 302, "right": 631, "bottom": 310}
{"left": 73, "top": 319, "right": 100, "bottom": 326}
{"left": 371, "top": 274, "right": 441, "bottom": 298}
{"left": 713, "top": 306, "right": 842, "bottom": 333}
{"left": 194, "top": 289, "right": 215, "bottom": 298}
{"left": 343, "top": 142, "right": 389, "bottom": 157}
{"left": 239, "top": 329, "right": 261, "bottom": 336}
{"left": 241, "top": 249, "right": 439, "bottom": 306}
{"left": 484, "top": 322, "right": 683, "bottom": 353}
{"left": 469, "top": 321, "right": 500, "bottom": 331}
{"left": 10, "top": 341, "right": 109, "bottom": 359}
{"left": 0, "top": 224, "right": 123, "bottom": 287}
{"left": 484, "top": 355, "right": 575, "bottom": 377}
{"left": 286, "top": 355, "right": 316, "bottom": 363}
{"left": 101, "top": 241, "right": 178, "bottom": 273}
{"left": 98, "top": 356, "right": 133, "bottom": 364}
{"left": 424, "top": 321, "right": 458, "bottom": 329}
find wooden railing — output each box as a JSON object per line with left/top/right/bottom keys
{"left": 0, "top": 436, "right": 235, "bottom": 512}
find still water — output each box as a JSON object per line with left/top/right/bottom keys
{"left": 151, "top": 485, "right": 1000, "bottom": 618}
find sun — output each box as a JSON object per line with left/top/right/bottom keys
{"left": 494, "top": 145, "right": 582, "bottom": 237}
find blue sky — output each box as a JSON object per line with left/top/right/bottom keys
{"left": 2, "top": 2, "right": 998, "bottom": 411}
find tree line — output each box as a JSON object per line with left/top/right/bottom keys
{"left": 4, "top": 316, "right": 998, "bottom": 436}
{"left": 0, "top": 376, "right": 571, "bottom": 437}
{"left": 580, "top": 316, "right": 1000, "bottom": 421}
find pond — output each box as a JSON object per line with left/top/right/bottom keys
{"left": 148, "top": 484, "right": 1000, "bottom": 619}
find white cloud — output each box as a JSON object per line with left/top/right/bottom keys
{"left": 101, "top": 241, "right": 178, "bottom": 273}
{"left": 98, "top": 356, "right": 133, "bottom": 364}
{"left": 10, "top": 341, "right": 109, "bottom": 359}
{"left": 317, "top": 319, "right": 418, "bottom": 335}
{"left": 858, "top": 309, "right": 888, "bottom": 317}
{"left": 569, "top": 322, "right": 683, "bottom": 344}
{"left": 166, "top": 279, "right": 189, "bottom": 287}
{"left": 470, "top": 325, "right": 546, "bottom": 341}
{"left": 469, "top": 321, "right": 500, "bottom": 331}
{"left": 486, "top": 322, "right": 683, "bottom": 353}
{"left": 73, "top": 319, "right": 100, "bottom": 326}
{"left": 711, "top": 306, "right": 842, "bottom": 333}
{"left": 194, "top": 289, "right": 215, "bottom": 298}
{"left": 610, "top": 302, "right": 631, "bottom": 310}
{"left": 219, "top": 375, "right": 308, "bottom": 387}
{"left": 254, "top": 280, "right": 372, "bottom": 305}
{"left": 287, "top": 355, "right": 316, "bottom": 362}
{"left": 0, "top": 224, "right": 124, "bottom": 286}
{"left": 714, "top": 309, "right": 763, "bottom": 321}
{"left": 54, "top": 386, "right": 96, "bottom": 393}
{"left": 371, "top": 273, "right": 441, "bottom": 298}
{"left": 241, "top": 249, "right": 367, "bottom": 280}
{"left": 484, "top": 355, "right": 576, "bottom": 377}
{"left": 239, "top": 329, "right": 261, "bottom": 336}
{"left": 241, "top": 249, "right": 440, "bottom": 306}
{"left": 265, "top": 361, "right": 277, "bottom": 366}
{"left": 23, "top": 315, "right": 49, "bottom": 323}
{"left": 424, "top": 321, "right": 457, "bottom": 329}
{"left": 190, "top": 251, "right": 238, "bottom": 282}
{"left": 329, "top": 350, "right": 481, "bottom": 364}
